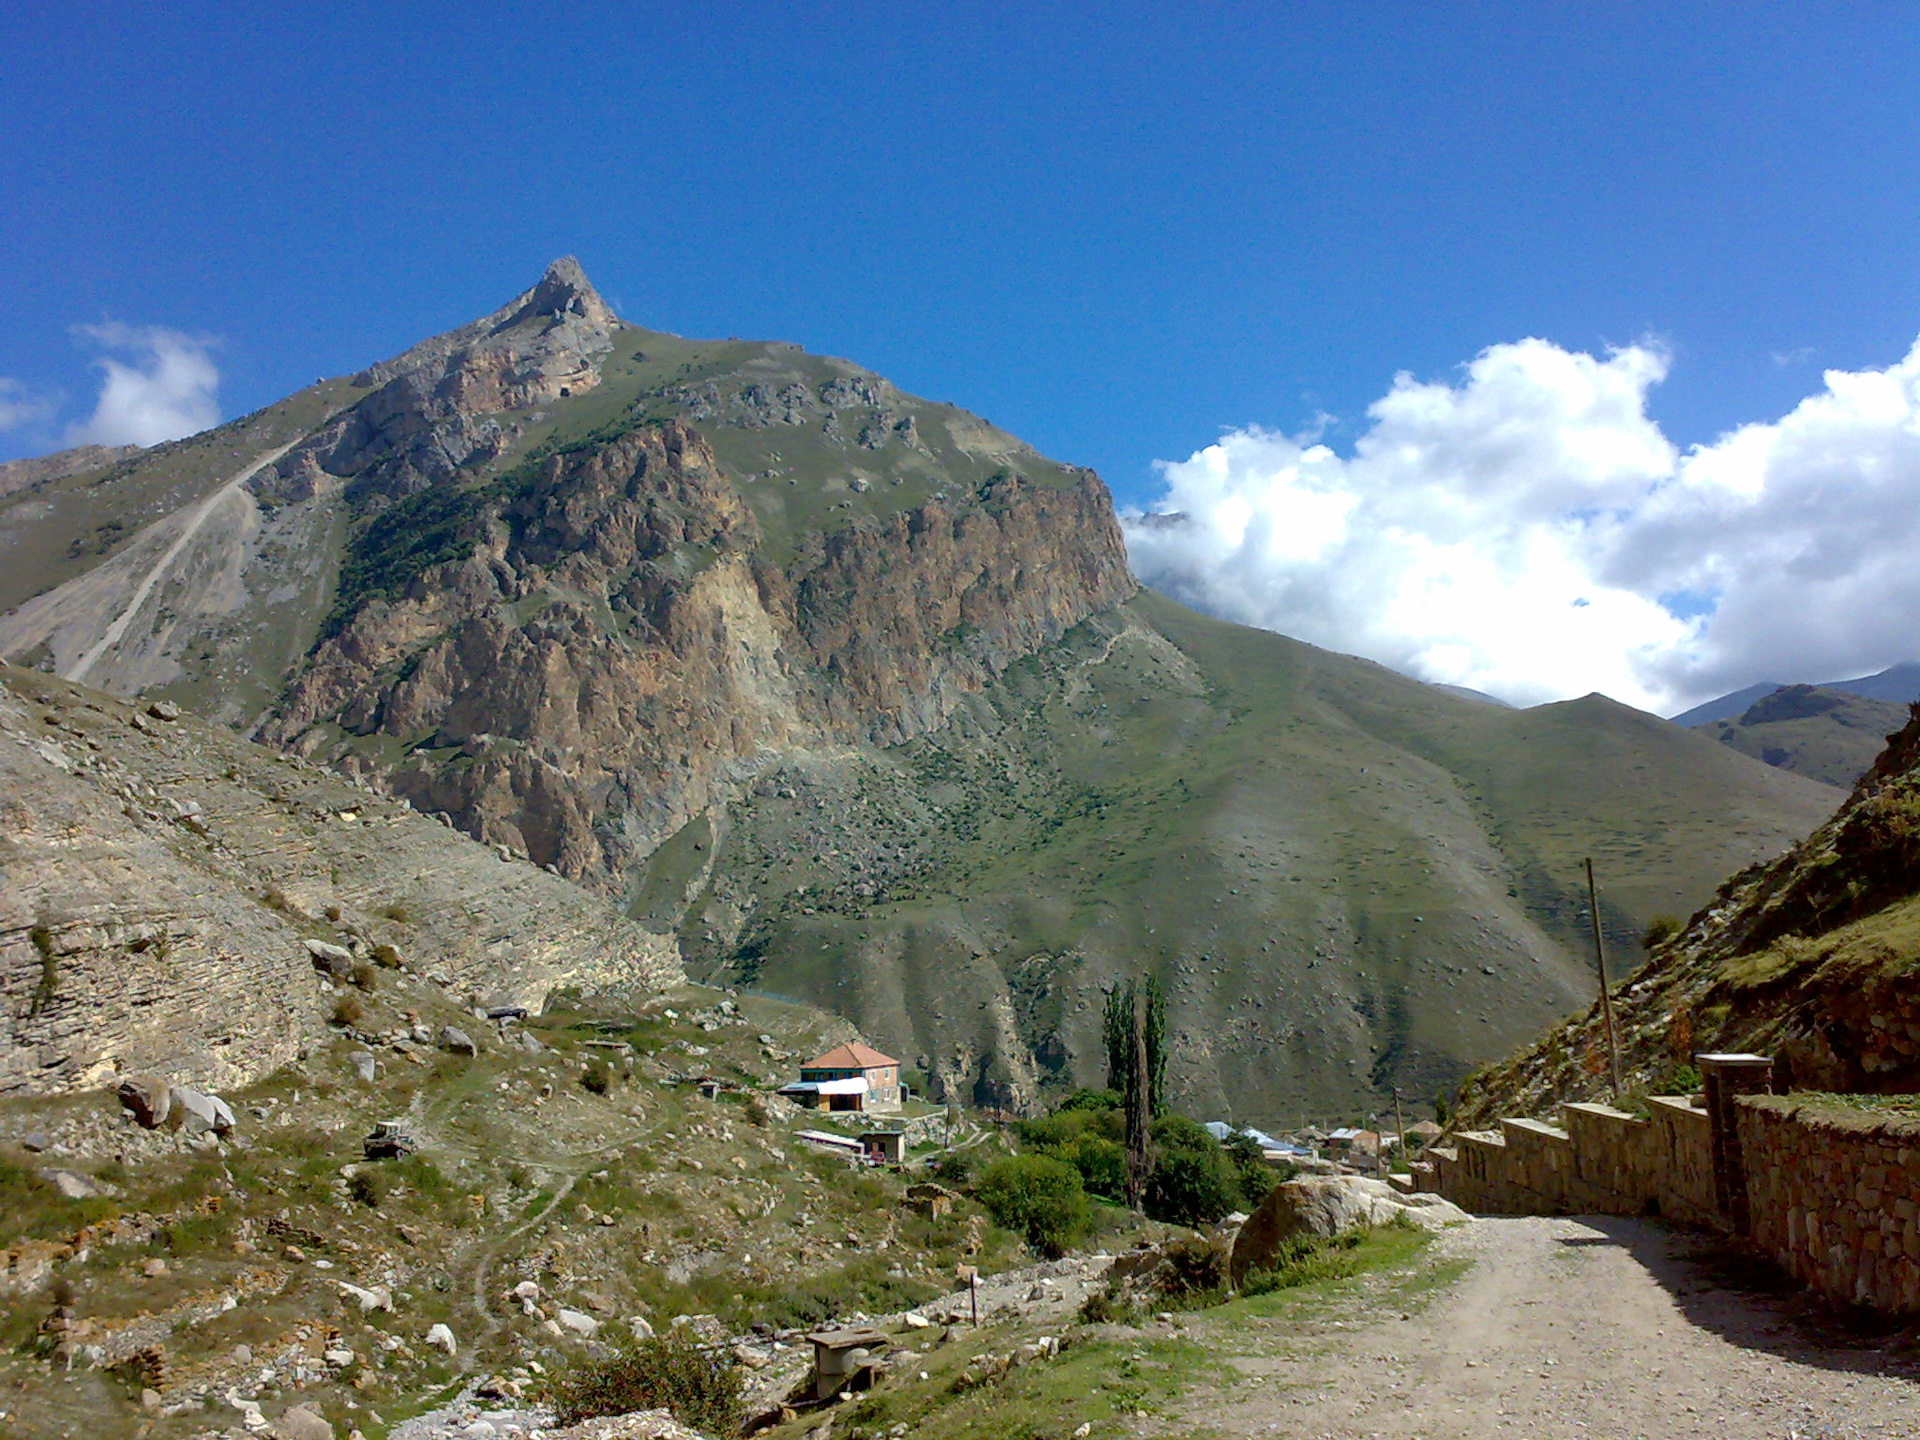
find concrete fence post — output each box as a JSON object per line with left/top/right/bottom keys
{"left": 1696, "top": 1052, "right": 1774, "bottom": 1234}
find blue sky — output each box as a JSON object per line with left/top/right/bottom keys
{"left": 7, "top": 4, "right": 1920, "bottom": 707}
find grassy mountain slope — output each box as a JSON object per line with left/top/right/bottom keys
{"left": 1694, "top": 683, "right": 1909, "bottom": 788}
{"left": 1456, "top": 703, "right": 1920, "bottom": 1127}
{"left": 675, "top": 592, "right": 1838, "bottom": 1125}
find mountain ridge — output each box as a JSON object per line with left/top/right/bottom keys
{"left": 0, "top": 259, "right": 1843, "bottom": 1119}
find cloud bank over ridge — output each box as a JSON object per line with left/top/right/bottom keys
{"left": 1124, "top": 335, "right": 1920, "bottom": 715}
{"left": 64, "top": 323, "right": 220, "bottom": 448}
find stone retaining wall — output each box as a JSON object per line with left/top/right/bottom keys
{"left": 1415, "top": 1097, "right": 1715, "bottom": 1221}
{"left": 1740, "top": 1096, "right": 1920, "bottom": 1314}
{"left": 1412, "top": 1054, "right": 1920, "bottom": 1317}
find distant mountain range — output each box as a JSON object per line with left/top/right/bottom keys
{"left": 1672, "top": 665, "right": 1920, "bottom": 791}
{"left": 1671, "top": 662, "right": 1920, "bottom": 727}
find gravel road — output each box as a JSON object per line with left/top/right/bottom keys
{"left": 1176, "top": 1214, "right": 1920, "bottom": 1440}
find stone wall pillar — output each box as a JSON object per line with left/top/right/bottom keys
{"left": 1697, "top": 1052, "right": 1773, "bottom": 1233}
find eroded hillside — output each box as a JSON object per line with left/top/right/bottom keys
{"left": 672, "top": 593, "right": 1838, "bottom": 1120}
{"left": 0, "top": 665, "right": 677, "bottom": 1098}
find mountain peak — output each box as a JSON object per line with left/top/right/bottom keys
{"left": 514, "top": 254, "right": 618, "bottom": 330}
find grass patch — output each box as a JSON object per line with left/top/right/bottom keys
{"left": 829, "top": 1332, "right": 1231, "bottom": 1440}
{"left": 1227, "top": 1217, "right": 1438, "bottom": 1312}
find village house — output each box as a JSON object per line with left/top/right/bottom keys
{"left": 778, "top": 1042, "right": 903, "bottom": 1113}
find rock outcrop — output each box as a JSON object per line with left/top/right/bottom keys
{"left": 264, "top": 419, "right": 1134, "bottom": 889}
{"left": 0, "top": 444, "right": 143, "bottom": 500}
{"left": 1227, "top": 1176, "right": 1469, "bottom": 1285}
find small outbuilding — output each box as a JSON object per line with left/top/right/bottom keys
{"left": 806, "top": 1326, "right": 890, "bottom": 1401}
{"left": 859, "top": 1130, "right": 906, "bottom": 1165}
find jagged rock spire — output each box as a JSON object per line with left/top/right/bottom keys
{"left": 515, "top": 255, "right": 619, "bottom": 330}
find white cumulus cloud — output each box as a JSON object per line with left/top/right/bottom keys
{"left": 1125, "top": 334, "right": 1920, "bottom": 714}
{"left": 65, "top": 323, "right": 220, "bottom": 448}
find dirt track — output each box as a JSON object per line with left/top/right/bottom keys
{"left": 1176, "top": 1214, "right": 1920, "bottom": 1440}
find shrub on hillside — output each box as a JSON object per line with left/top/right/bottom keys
{"left": 1642, "top": 915, "right": 1684, "bottom": 951}
{"left": 976, "top": 1154, "right": 1089, "bottom": 1256}
{"left": 1014, "top": 1099, "right": 1128, "bottom": 1201}
{"left": 1145, "top": 1115, "right": 1240, "bottom": 1226}
{"left": 1058, "top": 1087, "right": 1122, "bottom": 1113}
{"left": 1224, "top": 1131, "right": 1277, "bottom": 1208}
{"left": 930, "top": 1149, "right": 977, "bottom": 1186}
{"left": 543, "top": 1328, "right": 743, "bottom": 1434}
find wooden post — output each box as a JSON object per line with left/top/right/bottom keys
{"left": 1585, "top": 858, "right": 1623, "bottom": 1099}
{"left": 1392, "top": 1087, "right": 1407, "bottom": 1171}
{"left": 957, "top": 1264, "right": 979, "bottom": 1324}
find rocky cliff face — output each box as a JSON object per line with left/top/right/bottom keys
{"left": 0, "top": 664, "right": 678, "bottom": 1098}
{"left": 263, "top": 419, "right": 1134, "bottom": 890}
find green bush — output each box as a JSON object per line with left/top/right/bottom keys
{"left": 975, "top": 1154, "right": 1089, "bottom": 1256}
{"left": 930, "top": 1150, "right": 977, "bottom": 1186}
{"left": 1642, "top": 915, "right": 1685, "bottom": 952}
{"left": 1059, "top": 1134, "right": 1128, "bottom": 1202}
{"left": 1653, "top": 1062, "right": 1703, "bottom": 1095}
{"left": 1157, "top": 1234, "right": 1227, "bottom": 1301}
{"left": 1145, "top": 1116, "right": 1240, "bottom": 1226}
{"left": 581, "top": 1061, "right": 611, "bottom": 1095}
{"left": 1058, "top": 1087, "right": 1122, "bottom": 1113}
{"left": 347, "top": 1171, "right": 385, "bottom": 1208}
{"left": 543, "top": 1327, "right": 743, "bottom": 1434}
{"left": 1224, "top": 1131, "right": 1277, "bottom": 1208}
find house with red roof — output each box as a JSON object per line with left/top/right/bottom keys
{"left": 779, "top": 1041, "right": 903, "bottom": 1112}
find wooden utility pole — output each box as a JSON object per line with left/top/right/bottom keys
{"left": 1391, "top": 1087, "right": 1407, "bottom": 1172}
{"left": 1585, "top": 857, "right": 1624, "bottom": 1099}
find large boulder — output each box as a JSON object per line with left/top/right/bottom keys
{"left": 271, "top": 1404, "right": 335, "bottom": 1440}
{"left": 440, "top": 1026, "right": 478, "bottom": 1056}
{"left": 1228, "top": 1175, "right": 1468, "bottom": 1285}
{"left": 116, "top": 1074, "right": 172, "bottom": 1129}
{"left": 170, "top": 1086, "right": 235, "bottom": 1136}
{"left": 304, "top": 939, "right": 355, "bottom": 980}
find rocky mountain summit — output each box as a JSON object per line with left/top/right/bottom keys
{"left": 0, "top": 260, "right": 1843, "bottom": 1117}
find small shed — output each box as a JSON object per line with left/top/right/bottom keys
{"left": 806, "top": 1326, "right": 889, "bottom": 1401}
{"left": 859, "top": 1131, "right": 906, "bottom": 1165}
